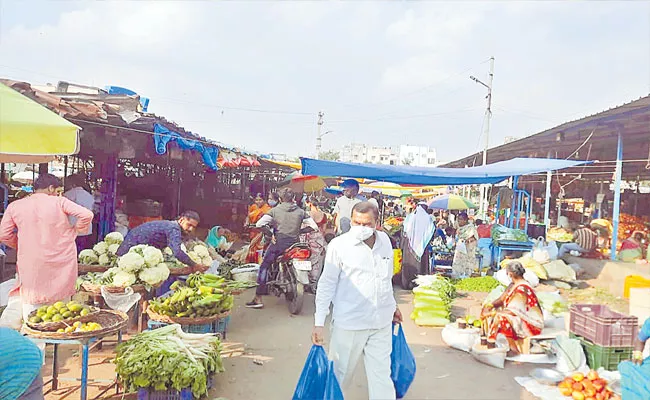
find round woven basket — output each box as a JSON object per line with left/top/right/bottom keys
{"left": 26, "top": 306, "right": 100, "bottom": 332}
{"left": 168, "top": 266, "right": 193, "bottom": 276}
{"left": 78, "top": 264, "right": 111, "bottom": 274}
{"left": 146, "top": 307, "right": 230, "bottom": 325}
{"left": 80, "top": 282, "right": 149, "bottom": 295}
{"left": 23, "top": 310, "right": 128, "bottom": 340}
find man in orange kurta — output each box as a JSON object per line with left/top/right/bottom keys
{"left": 0, "top": 173, "right": 93, "bottom": 329}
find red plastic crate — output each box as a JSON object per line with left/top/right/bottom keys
{"left": 569, "top": 304, "right": 638, "bottom": 347}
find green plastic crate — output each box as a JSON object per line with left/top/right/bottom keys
{"left": 570, "top": 333, "right": 633, "bottom": 371}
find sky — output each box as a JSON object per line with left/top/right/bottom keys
{"left": 1, "top": 1, "right": 649, "bottom": 163}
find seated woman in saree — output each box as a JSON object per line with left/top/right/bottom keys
{"left": 619, "top": 317, "right": 650, "bottom": 400}
{"left": 481, "top": 261, "right": 544, "bottom": 356}
{"left": 617, "top": 231, "right": 646, "bottom": 262}
{"left": 205, "top": 225, "right": 231, "bottom": 251}
{"left": 451, "top": 212, "right": 479, "bottom": 278}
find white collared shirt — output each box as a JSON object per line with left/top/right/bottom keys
{"left": 315, "top": 230, "right": 396, "bottom": 330}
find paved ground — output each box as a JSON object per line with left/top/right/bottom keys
{"left": 42, "top": 288, "right": 542, "bottom": 400}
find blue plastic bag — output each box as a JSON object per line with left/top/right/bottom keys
{"left": 390, "top": 323, "right": 416, "bottom": 399}
{"left": 293, "top": 345, "right": 344, "bottom": 400}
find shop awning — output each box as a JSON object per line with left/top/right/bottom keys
{"left": 0, "top": 83, "right": 80, "bottom": 162}
{"left": 301, "top": 157, "right": 591, "bottom": 185}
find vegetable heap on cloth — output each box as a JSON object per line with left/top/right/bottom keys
{"left": 77, "top": 244, "right": 170, "bottom": 290}
{"left": 114, "top": 324, "right": 224, "bottom": 397}
{"left": 410, "top": 275, "right": 455, "bottom": 327}
{"left": 78, "top": 231, "right": 125, "bottom": 266}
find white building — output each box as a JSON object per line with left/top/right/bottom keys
{"left": 339, "top": 143, "right": 437, "bottom": 167}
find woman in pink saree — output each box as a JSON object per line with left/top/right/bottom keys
{"left": 481, "top": 261, "right": 544, "bottom": 355}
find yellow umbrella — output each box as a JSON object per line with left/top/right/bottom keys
{"left": 0, "top": 83, "right": 79, "bottom": 160}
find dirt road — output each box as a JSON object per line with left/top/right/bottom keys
{"left": 211, "top": 289, "right": 539, "bottom": 400}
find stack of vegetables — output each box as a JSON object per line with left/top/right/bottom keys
{"left": 163, "top": 242, "right": 214, "bottom": 270}
{"left": 383, "top": 216, "right": 404, "bottom": 236}
{"left": 618, "top": 213, "right": 649, "bottom": 241}
{"left": 454, "top": 276, "right": 501, "bottom": 292}
{"left": 410, "top": 275, "right": 455, "bottom": 327}
{"left": 546, "top": 227, "right": 574, "bottom": 243}
{"left": 76, "top": 244, "right": 170, "bottom": 290}
{"left": 78, "top": 232, "right": 124, "bottom": 266}
{"left": 148, "top": 274, "right": 238, "bottom": 319}
{"left": 114, "top": 324, "right": 224, "bottom": 398}
{"left": 491, "top": 224, "right": 529, "bottom": 244}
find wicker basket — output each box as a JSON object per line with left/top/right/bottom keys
{"left": 23, "top": 310, "right": 128, "bottom": 339}
{"left": 26, "top": 306, "right": 101, "bottom": 332}
{"left": 168, "top": 266, "right": 193, "bottom": 276}
{"left": 78, "top": 264, "right": 112, "bottom": 274}
{"left": 80, "top": 282, "right": 149, "bottom": 295}
{"left": 146, "top": 307, "right": 230, "bottom": 326}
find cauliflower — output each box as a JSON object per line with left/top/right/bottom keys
{"left": 117, "top": 252, "right": 146, "bottom": 272}
{"left": 202, "top": 256, "right": 213, "bottom": 266}
{"left": 138, "top": 263, "right": 170, "bottom": 286}
{"left": 104, "top": 232, "right": 124, "bottom": 246}
{"left": 187, "top": 251, "right": 202, "bottom": 265}
{"left": 128, "top": 244, "right": 148, "bottom": 256}
{"left": 163, "top": 247, "right": 173, "bottom": 256}
{"left": 93, "top": 242, "right": 109, "bottom": 255}
{"left": 79, "top": 249, "right": 99, "bottom": 265}
{"left": 112, "top": 270, "right": 137, "bottom": 287}
{"left": 102, "top": 267, "right": 119, "bottom": 281}
{"left": 193, "top": 244, "right": 210, "bottom": 258}
{"left": 98, "top": 253, "right": 110, "bottom": 266}
{"left": 142, "top": 246, "right": 164, "bottom": 267}
{"left": 107, "top": 243, "right": 120, "bottom": 255}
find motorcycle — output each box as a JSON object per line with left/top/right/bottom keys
{"left": 259, "top": 226, "right": 313, "bottom": 315}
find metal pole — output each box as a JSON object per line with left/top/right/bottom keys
{"left": 477, "top": 57, "right": 495, "bottom": 217}
{"left": 610, "top": 131, "right": 623, "bottom": 261}
{"left": 544, "top": 170, "right": 552, "bottom": 228}
{"left": 315, "top": 111, "right": 324, "bottom": 159}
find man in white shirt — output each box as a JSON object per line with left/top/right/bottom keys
{"left": 332, "top": 179, "right": 362, "bottom": 235}
{"left": 63, "top": 174, "right": 95, "bottom": 252}
{"left": 313, "top": 201, "right": 402, "bottom": 400}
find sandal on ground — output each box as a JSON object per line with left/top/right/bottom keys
{"left": 245, "top": 301, "right": 264, "bottom": 309}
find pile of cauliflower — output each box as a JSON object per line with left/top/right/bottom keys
{"left": 78, "top": 232, "right": 125, "bottom": 266}
{"left": 162, "top": 242, "right": 215, "bottom": 268}
{"left": 101, "top": 244, "right": 171, "bottom": 288}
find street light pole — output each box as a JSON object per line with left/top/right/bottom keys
{"left": 470, "top": 56, "right": 495, "bottom": 217}
{"left": 315, "top": 111, "right": 324, "bottom": 159}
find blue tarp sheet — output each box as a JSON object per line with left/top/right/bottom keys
{"left": 153, "top": 123, "right": 220, "bottom": 171}
{"left": 301, "top": 157, "right": 590, "bottom": 185}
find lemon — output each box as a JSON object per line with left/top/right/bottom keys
{"left": 28, "top": 316, "right": 42, "bottom": 323}
{"left": 42, "top": 315, "right": 52, "bottom": 322}
{"left": 57, "top": 328, "right": 65, "bottom": 333}
{"left": 51, "top": 314, "right": 63, "bottom": 322}
{"left": 73, "top": 321, "right": 82, "bottom": 328}
{"left": 80, "top": 308, "right": 90, "bottom": 317}
{"left": 65, "top": 326, "right": 75, "bottom": 333}
{"left": 59, "top": 307, "right": 69, "bottom": 314}
{"left": 68, "top": 303, "right": 83, "bottom": 312}
{"left": 53, "top": 301, "right": 65, "bottom": 310}
{"left": 46, "top": 306, "right": 57, "bottom": 315}
{"left": 38, "top": 305, "right": 49, "bottom": 314}
{"left": 62, "top": 311, "right": 72, "bottom": 319}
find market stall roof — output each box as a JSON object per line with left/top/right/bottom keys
{"left": 301, "top": 157, "right": 590, "bottom": 186}
{"left": 443, "top": 94, "right": 650, "bottom": 181}
{"left": 0, "top": 79, "right": 263, "bottom": 171}
{"left": 0, "top": 82, "right": 80, "bottom": 163}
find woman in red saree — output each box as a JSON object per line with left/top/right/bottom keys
{"left": 481, "top": 261, "right": 544, "bottom": 355}
{"left": 245, "top": 193, "right": 275, "bottom": 263}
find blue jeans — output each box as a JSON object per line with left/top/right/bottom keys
{"left": 558, "top": 243, "right": 587, "bottom": 258}
{"left": 256, "top": 236, "right": 296, "bottom": 296}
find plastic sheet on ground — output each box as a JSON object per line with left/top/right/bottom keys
{"left": 515, "top": 368, "right": 620, "bottom": 400}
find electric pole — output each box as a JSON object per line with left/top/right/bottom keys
{"left": 470, "top": 56, "right": 495, "bottom": 217}
{"left": 316, "top": 111, "right": 324, "bottom": 159}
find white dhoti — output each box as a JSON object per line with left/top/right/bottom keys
{"left": 328, "top": 323, "right": 395, "bottom": 400}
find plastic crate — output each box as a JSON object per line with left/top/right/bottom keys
{"left": 570, "top": 333, "right": 633, "bottom": 371}
{"left": 569, "top": 304, "right": 638, "bottom": 347}
{"left": 137, "top": 387, "right": 192, "bottom": 400}
{"left": 213, "top": 315, "right": 230, "bottom": 338}
{"left": 148, "top": 320, "right": 214, "bottom": 334}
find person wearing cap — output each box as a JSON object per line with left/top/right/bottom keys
{"left": 333, "top": 179, "right": 362, "bottom": 235}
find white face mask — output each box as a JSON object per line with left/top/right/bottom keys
{"left": 349, "top": 225, "right": 375, "bottom": 241}
{"left": 268, "top": 200, "right": 278, "bottom": 207}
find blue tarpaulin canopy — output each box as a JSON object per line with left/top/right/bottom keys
{"left": 153, "top": 123, "right": 220, "bottom": 171}
{"left": 301, "top": 157, "right": 590, "bottom": 185}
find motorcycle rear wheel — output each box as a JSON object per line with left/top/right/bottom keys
{"left": 286, "top": 282, "right": 304, "bottom": 315}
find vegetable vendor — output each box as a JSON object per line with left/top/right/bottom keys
{"left": 619, "top": 318, "right": 650, "bottom": 400}
{"left": 116, "top": 210, "right": 209, "bottom": 273}
{"left": 0, "top": 174, "right": 93, "bottom": 329}
{"left": 205, "top": 225, "right": 231, "bottom": 251}
{"left": 481, "top": 261, "right": 544, "bottom": 356}
{"left": 558, "top": 224, "right": 598, "bottom": 258}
